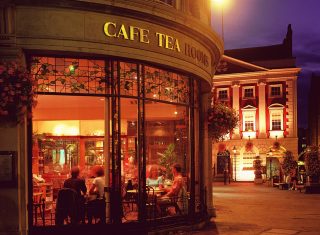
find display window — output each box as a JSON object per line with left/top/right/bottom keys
{"left": 30, "top": 56, "right": 199, "bottom": 227}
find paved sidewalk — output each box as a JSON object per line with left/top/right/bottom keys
{"left": 192, "top": 182, "right": 320, "bottom": 235}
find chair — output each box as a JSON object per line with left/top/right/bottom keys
{"left": 33, "top": 192, "right": 45, "bottom": 226}
{"left": 87, "top": 198, "right": 106, "bottom": 224}
{"left": 55, "top": 188, "right": 79, "bottom": 225}
{"left": 145, "top": 186, "right": 157, "bottom": 221}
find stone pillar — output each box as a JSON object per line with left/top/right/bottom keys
{"left": 232, "top": 83, "right": 240, "bottom": 139}
{"left": 201, "top": 92, "right": 215, "bottom": 216}
{"left": 0, "top": 5, "right": 28, "bottom": 235}
{"left": 258, "top": 80, "right": 267, "bottom": 138}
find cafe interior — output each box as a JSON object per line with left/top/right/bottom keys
{"left": 30, "top": 57, "right": 200, "bottom": 226}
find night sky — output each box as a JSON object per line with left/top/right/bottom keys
{"left": 211, "top": 0, "right": 320, "bottom": 129}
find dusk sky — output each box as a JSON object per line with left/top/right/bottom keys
{"left": 211, "top": 0, "right": 320, "bottom": 128}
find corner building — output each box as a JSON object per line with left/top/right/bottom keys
{"left": 0, "top": 0, "right": 223, "bottom": 234}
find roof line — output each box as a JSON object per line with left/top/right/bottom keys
{"left": 222, "top": 55, "right": 269, "bottom": 71}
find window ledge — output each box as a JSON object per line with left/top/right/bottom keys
{"left": 268, "top": 130, "right": 284, "bottom": 138}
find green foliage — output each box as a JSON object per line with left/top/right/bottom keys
{"left": 0, "top": 59, "right": 36, "bottom": 123}
{"left": 253, "top": 156, "right": 262, "bottom": 179}
{"left": 305, "top": 146, "right": 320, "bottom": 177}
{"left": 208, "top": 102, "right": 239, "bottom": 141}
{"left": 159, "top": 143, "right": 177, "bottom": 180}
{"left": 281, "top": 151, "right": 297, "bottom": 176}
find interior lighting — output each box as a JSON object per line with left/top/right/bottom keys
{"left": 153, "top": 94, "right": 157, "bottom": 98}
{"left": 69, "top": 65, "right": 75, "bottom": 74}
{"left": 174, "top": 111, "right": 178, "bottom": 115}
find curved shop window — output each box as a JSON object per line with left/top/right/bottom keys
{"left": 30, "top": 56, "right": 200, "bottom": 227}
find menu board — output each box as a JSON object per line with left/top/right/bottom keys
{"left": 0, "top": 151, "right": 15, "bottom": 185}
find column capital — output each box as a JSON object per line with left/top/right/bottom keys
{"left": 258, "top": 80, "right": 267, "bottom": 86}
{"left": 232, "top": 82, "right": 240, "bottom": 88}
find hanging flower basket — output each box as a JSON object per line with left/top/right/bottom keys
{"left": 245, "top": 141, "right": 253, "bottom": 152}
{"left": 208, "top": 102, "right": 239, "bottom": 141}
{"left": 218, "top": 143, "right": 226, "bottom": 152}
{"left": 273, "top": 141, "right": 280, "bottom": 150}
{"left": 0, "top": 60, "right": 37, "bottom": 123}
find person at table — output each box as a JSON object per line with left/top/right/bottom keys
{"left": 63, "top": 166, "right": 87, "bottom": 223}
{"left": 147, "top": 165, "right": 163, "bottom": 188}
{"left": 87, "top": 165, "right": 106, "bottom": 224}
{"left": 162, "top": 163, "right": 186, "bottom": 198}
{"left": 158, "top": 163, "right": 187, "bottom": 215}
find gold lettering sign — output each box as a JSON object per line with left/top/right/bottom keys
{"left": 104, "top": 21, "right": 208, "bottom": 67}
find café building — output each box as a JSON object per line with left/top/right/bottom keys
{"left": 0, "top": 0, "right": 223, "bottom": 234}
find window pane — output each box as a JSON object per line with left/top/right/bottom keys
{"left": 271, "top": 86, "right": 281, "bottom": 96}
{"left": 32, "top": 95, "right": 107, "bottom": 226}
{"left": 31, "top": 57, "right": 108, "bottom": 94}
{"left": 145, "top": 102, "right": 189, "bottom": 217}
{"left": 218, "top": 90, "right": 228, "bottom": 100}
{"left": 244, "top": 88, "right": 253, "bottom": 98}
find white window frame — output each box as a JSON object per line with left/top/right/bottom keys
{"left": 242, "top": 86, "right": 255, "bottom": 99}
{"left": 269, "top": 84, "right": 282, "bottom": 97}
{"left": 241, "top": 105, "right": 257, "bottom": 132}
{"left": 243, "top": 111, "right": 256, "bottom": 131}
{"left": 269, "top": 104, "right": 284, "bottom": 131}
{"left": 217, "top": 88, "right": 229, "bottom": 100}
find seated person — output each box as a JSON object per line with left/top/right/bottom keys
{"left": 87, "top": 165, "right": 106, "bottom": 224}
{"left": 158, "top": 163, "right": 187, "bottom": 215}
{"left": 63, "top": 166, "right": 87, "bottom": 223}
{"left": 147, "top": 165, "right": 163, "bottom": 188}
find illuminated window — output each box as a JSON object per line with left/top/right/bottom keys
{"left": 241, "top": 106, "right": 257, "bottom": 132}
{"left": 271, "top": 113, "right": 282, "bottom": 130}
{"left": 269, "top": 84, "right": 282, "bottom": 97}
{"left": 268, "top": 104, "right": 284, "bottom": 131}
{"left": 242, "top": 86, "right": 255, "bottom": 99}
{"left": 217, "top": 88, "right": 228, "bottom": 100}
{"left": 244, "top": 113, "right": 255, "bottom": 131}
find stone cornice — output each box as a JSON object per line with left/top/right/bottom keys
{"left": 213, "top": 68, "right": 301, "bottom": 84}
{"left": 13, "top": 0, "right": 223, "bottom": 64}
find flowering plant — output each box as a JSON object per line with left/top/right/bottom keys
{"left": 208, "top": 102, "right": 239, "bottom": 141}
{"left": 0, "top": 60, "right": 36, "bottom": 123}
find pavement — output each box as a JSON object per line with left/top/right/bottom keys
{"left": 190, "top": 182, "right": 320, "bottom": 235}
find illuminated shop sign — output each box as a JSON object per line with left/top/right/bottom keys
{"left": 103, "top": 21, "right": 209, "bottom": 67}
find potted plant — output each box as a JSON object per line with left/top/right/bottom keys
{"left": 281, "top": 151, "right": 297, "bottom": 184}
{"left": 158, "top": 143, "right": 177, "bottom": 180}
{"left": 304, "top": 146, "right": 320, "bottom": 185}
{"left": 253, "top": 155, "right": 263, "bottom": 184}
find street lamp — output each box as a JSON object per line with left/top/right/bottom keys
{"left": 233, "top": 146, "right": 237, "bottom": 181}
{"left": 212, "top": 0, "right": 227, "bottom": 41}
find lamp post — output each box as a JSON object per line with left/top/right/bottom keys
{"left": 233, "top": 146, "right": 237, "bottom": 181}
{"left": 269, "top": 149, "right": 273, "bottom": 181}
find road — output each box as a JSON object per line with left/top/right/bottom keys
{"left": 192, "top": 182, "right": 320, "bottom": 235}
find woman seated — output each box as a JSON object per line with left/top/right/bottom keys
{"left": 87, "top": 165, "right": 106, "bottom": 224}
{"left": 146, "top": 165, "right": 163, "bottom": 188}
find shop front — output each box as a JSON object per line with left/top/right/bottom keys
{"left": 0, "top": 1, "right": 223, "bottom": 234}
